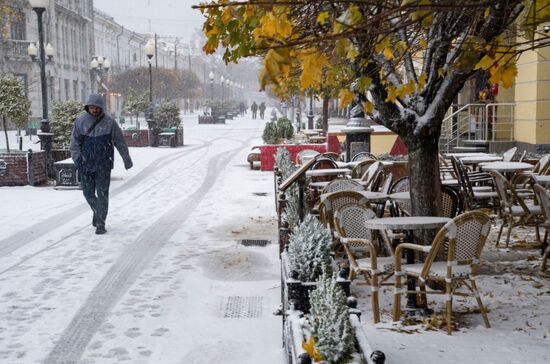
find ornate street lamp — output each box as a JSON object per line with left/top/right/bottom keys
{"left": 90, "top": 55, "right": 110, "bottom": 95}
{"left": 144, "top": 40, "right": 156, "bottom": 146}
{"left": 220, "top": 75, "right": 225, "bottom": 101}
{"left": 28, "top": 0, "right": 54, "bottom": 177}
{"left": 208, "top": 71, "right": 214, "bottom": 101}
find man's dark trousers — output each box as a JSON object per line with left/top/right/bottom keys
{"left": 81, "top": 169, "right": 111, "bottom": 227}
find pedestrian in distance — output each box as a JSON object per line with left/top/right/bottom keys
{"left": 251, "top": 101, "right": 258, "bottom": 119}
{"left": 70, "top": 94, "right": 133, "bottom": 235}
{"left": 259, "top": 102, "right": 266, "bottom": 120}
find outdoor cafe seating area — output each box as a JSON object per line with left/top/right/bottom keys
{"left": 276, "top": 146, "right": 550, "bottom": 335}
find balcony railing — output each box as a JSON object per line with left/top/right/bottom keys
{"left": 2, "top": 39, "right": 33, "bottom": 59}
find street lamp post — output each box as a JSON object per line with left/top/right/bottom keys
{"left": 90, "top": 56, "right": 110, "bottom": 97}
{"left": 307, "top": 93, "right": 315, "bottom": 129}
{"left": 208, "top": 71, "right": 214, "bottom": 101}
{"left": 28, "top": 0, "right": 54, "bottom": 177}
{"left": 220, "top": 76, "right": 225, "bottom": 101}
{"left": 144, "top": 40, "right": 156, "bottom": 146}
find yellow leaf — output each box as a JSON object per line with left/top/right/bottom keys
{"left": 244, "top": 5, "right": 255, "bottom": 20}
{"left": 221, "top": 7, "right": 233, "bottom": 25}
{"left": 395, "top": 40, "right": 407, "bottom": 54}
{"left": 383, "top": 47, "right": 394, "bottom": 60}
{"left": 317, "top": 11, "right": 330, "bottom": 25}
{"left": 500, "top": 63, "right": 517, "bottom": 88}
{"left": 363, "top": 100, "right": 374, "bottom": 114}
{"left": 385, "top": 86, "right": 399, "bottom": 103}
{"left": 302, "top": 337, "right": 323, "bottom": 362}
{"left": 489, "top": 65, "right": 502, "bottom": 85}
{"left": 484, "top": 6, "right": 491, "bottom": 19}
{"left": 418, "top": 73, "right": 427, "bottom": 89}
{"left": 346, "top": 48, "right": 359, "bottom": 60}
{"left": 475, "top": 55, "right": 495, "bottom": 70}
{"left": 339, "top": 89, "right": 355, "bottom": 108}
{"left": 438, "top": 67, "right": 445, "bottom": 77}
{"left": 419, "top": 38, "right": 427, "bottom": 49}
{"left": 299, "top": 51, "right": 328, "bottom": 90}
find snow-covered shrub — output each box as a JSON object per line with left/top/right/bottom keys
{"left": 49, "top": 100, "right": 83, "bottom": 148}
{"left": 155, "top": 100, "right": 182, "bottom": 129}
{"left": 262, "top": 120, "right": 278, "bottom": 144}
{"left": 287, "top": 214, "right": 332, "bottom": 282}
{"left": 276, "top": 117, "right": 294, "bottom": 140}
{"left": 309, "top": 270, "right": 355, "bottom": 364}
{"left": 275, "top": 147, "right": 295, "bottom": 179}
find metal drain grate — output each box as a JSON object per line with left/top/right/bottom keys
{"left": 241, "top": 239, "right": 270, "bottom": 247}
{"left": 222, "top": 296, "right": 264, "bottom": 318}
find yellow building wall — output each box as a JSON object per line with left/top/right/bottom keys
{"left": 371, "top": 133, "right": 398, "bottom": 154}
{"left": 515, "top": 43, "right": 550, "bottom": 145}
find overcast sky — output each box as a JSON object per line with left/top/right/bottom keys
{"left": 94, "top": 0, "right": 205, "bottom": 43}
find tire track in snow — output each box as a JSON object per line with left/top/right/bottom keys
{"left": 43, "top": 136, "right": 255, "bottom": 364}
{"left": 0, "top": 138, "right": 215, "bottom": 258}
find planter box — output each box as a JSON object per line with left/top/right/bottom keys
{"left": 198, "top": 115, "right": 225, "bottom": 124}
{"left": 284, "top": 309, "right": 386, "bottom": 364}
{"left": 281, "top": 252, "right": 350, "bottom": 313}
{"left": 123, "top": 129, "right": 149, "bottom": 147}
{"left": 52, "top": 149, "right": 71, "bottom": 163}
{"left": 259, "top": 144, "right": 327, "bottom": 171}
{"left": 53, "top": 158, "right": 80, "bottom": 189}
{"left": 0, "top": 150, "right": 46, "bottom": 186}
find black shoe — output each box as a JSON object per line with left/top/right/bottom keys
{"left": 95, "top": 225, "right": 107, "bottom": 235}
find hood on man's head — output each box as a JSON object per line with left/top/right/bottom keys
{"left": 84, "top": 94, "right": 106, "bottom": 113}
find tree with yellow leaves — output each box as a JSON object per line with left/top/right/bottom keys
{"left": 195, "top": 0, "right": 550, "bottom": 218}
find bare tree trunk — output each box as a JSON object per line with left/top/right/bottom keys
{"left": 408, "top": 139, "right": 441, "bottom": 217}
{"left": 322, "top": 95, "right": 329, "bottom": 134}
{"left": 2, "top": 116, "right": 10, "bottom": 152}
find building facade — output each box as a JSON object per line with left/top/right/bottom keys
{"left": 0, "top": 0, "right": 94, "bottom": 122}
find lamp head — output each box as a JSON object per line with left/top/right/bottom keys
{"left": 103, "top": 58, "right": 110, "bottom": 71}
{"left": 27, "top": 42, "right": 38, "bottom": 60}
{"left": 220, "top": 75, "right": 224, "bottom": 83}
{"left": 29, "top": 0, "right": 49, "bottom": 9}
{"left": 45, "top": 43, "right": 54, "bottom": 60}
{"left": 144, "top": 40, "right": 155, "bottom": 59}
{"left": 208, "top": 71, "right": 214, "bottom": 82}
{"left": 90, "top": 58, "right": 99, "bottom": 69}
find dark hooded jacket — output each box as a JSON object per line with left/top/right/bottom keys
{"left": 70, "top": 94, "right": 131, "bottom": 173}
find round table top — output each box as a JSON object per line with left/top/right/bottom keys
{"left": 320, "top": 191, "right": 388, "bottom": 203}
{"left": 306, "top": 168, "right": 352, "bottom": 177}
{"left": 364, "top": 216, "right": 452, "bottom": 230}
{"left": 480, "top": 161, "right": 533, "bottom": 172}
{"left": 444, "top": 152, "right": 493, "bottom": 158}
{"left": 335, "top": 160, "right": 395, "bottom": 169}
{"left": 461, "top": 156, "right": 503, "bottom": 164}
{"left": 533, "top": 175, "right": 550, "bottom": 185}
{"left": 388, "top": 191, "right": 410, "bottom": 202}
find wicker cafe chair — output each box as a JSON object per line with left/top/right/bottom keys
{"left": 296, "top": 149, "right": 320, "bottom": 164}
{"left": 351, "top": 159, "right": 377, "bottom": 179}
{"left": 351, "top": 152, "right": 377, "bottom": 162}
{"left": 318, "top": 191, "right": 371, "bottom": 232}
{"left": 360, "top": 161, "right": 385, "bottom": 190}
{"left": 334, "top": 203, "right": 394, "bottom": 323}
{"left": 393, "top": 211, "right": 492, "bottom": 335}
{"left": 450, "top": 156, "right": 497, "bottom": 211}
{"left": 389, "top": 176, "right": 410, "bottom": 217}
{"left": 532, "top": 184, "right": 550, "bottom": 271}
{"left": 490, "top": 171, "right": 543, "bottom": 247}
{"left": 309, "top": 157, "right": 339, "bottom": 183}
{"left": 441, "top": 185, "right": 463, "bottom": 218}
{"left": 318, "top": 151, "right": 341, "bottom": 161}
{"left": 321, "top": 178, "right": 364, "bottom": 194}
{"left": 502, "top": 147, "right": 518, "bottom": 162}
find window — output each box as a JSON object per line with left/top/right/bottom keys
{"left": 81, "top": 81, "right": 87, "bottom": 102}
{"left": 64, "top": 79, "right": 70, "bottom": 101}
{"left": 9, "top": 11, "right": 26, "bottom": 40}
{"left": 73, "top": 80, "right": 78, "bottom": 100}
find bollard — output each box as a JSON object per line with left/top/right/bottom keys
{"left": 19, "top": 136, "right": 23, "bottom": 151}
{"left": 27, "top": 149, "right": 34, "bottom": 186}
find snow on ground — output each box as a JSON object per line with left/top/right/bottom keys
{"left": 1, "top": 110, "right": 549, "bottom": 363}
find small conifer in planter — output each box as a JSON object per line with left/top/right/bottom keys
{"left": 287, "top": 214, "right": 332, "bottom": 282}
{"left": 307, "top": 270, "right": 355, "bottom": 364}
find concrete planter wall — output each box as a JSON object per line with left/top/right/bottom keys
{"left": 0, "top": 150, "right": 46, "bottom": 186}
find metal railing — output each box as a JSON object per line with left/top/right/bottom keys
{"left": 1, "top": 40, "right": 33, "bottom": 59}
{"left": 440, "top": 103, "right": 515, "bottom": 152}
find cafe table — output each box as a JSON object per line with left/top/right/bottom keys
{"left": 480, "top": 161, "right": 533, "bottom": 173}
{"left": 305, "top": 168, "right": 351, "bottom": 178}
{"left": 533, "top": 175, "right": 550, "bottom": 186}
{"left": 365, "top": 216, "right": 452, "bottom": 312}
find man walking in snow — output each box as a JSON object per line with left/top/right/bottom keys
{"left": 250, "top": 101, "right": 258, "bottom": 119}
{"left": 258, "top": 102, "right": 266, "bottom": 120}
{"left": 70, "top": 94, "right": 133, "bottom": 234}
